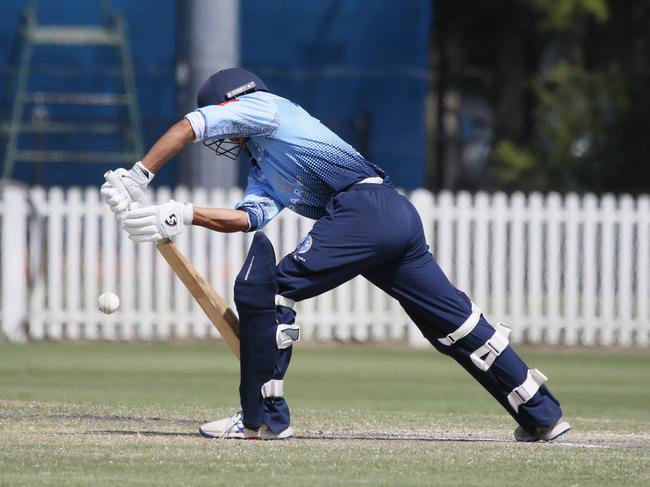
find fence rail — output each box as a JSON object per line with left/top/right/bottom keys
{"left": 1, "top": 184, "right": 649, "bottom": 347}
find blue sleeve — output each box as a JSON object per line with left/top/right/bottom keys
{"left": 197, "top": 93, "right": 279, "bottom": 140}
{"left": 235, "top": 166, "right": 284, "bottom": 231}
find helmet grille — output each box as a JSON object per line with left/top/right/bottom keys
{"left": 202, "top": 138, "right": 242, "bottom": 160}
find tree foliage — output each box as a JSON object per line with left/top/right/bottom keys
{"left": 492, "top": 0, "right": 650, "bottom": 194}
{"left": 527, "top": 0, "right": 608, "bottom": 31}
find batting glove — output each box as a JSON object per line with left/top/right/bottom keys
{"left": 101, "top": 161, "right": 154, "bottom": 217}
{"left": 123, "top": 200, "right": 194, "bottom": 243}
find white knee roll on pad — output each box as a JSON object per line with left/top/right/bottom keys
{"left": 438, "top": 302, "right": 481, "bottom": 346}
{"left": 507, "top": 368, "right": 548, "bottom": 412}
{"left": 276, "top": 323, "right": 300, "bottom": 349}
{"left": 261, "top": 379, "right": 284, "bottom": 398}
{"left": 470, "top": 322, "right": 511, "bottom": 372}
{"left": 275, "top": 295, "right": 295, "bottom": 309}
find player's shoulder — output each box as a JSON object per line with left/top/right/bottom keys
{"left": 197, "top": 91, "right": 278, "bottom": 114}
{"left": 239, "top": 90, "right": 281, "bottom": 107}
{"left": 249, "top": 91, "right": 305, "bottom": 112}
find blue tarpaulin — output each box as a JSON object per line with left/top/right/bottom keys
{"left": 241, "top": 0, "right": 432, "bottom": 190}
{"left": 0, "top": 0, "right": 432, "bottom": 190}
{"left": 0, "top": 0, "right": 178, "bottom": 187}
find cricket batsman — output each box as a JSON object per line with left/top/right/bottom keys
{"left": 101, "top": 68, "right": 571, "bottom": 442}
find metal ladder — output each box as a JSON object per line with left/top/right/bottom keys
{"left": 1, "top": 1, "right": 143, "bottom": 179}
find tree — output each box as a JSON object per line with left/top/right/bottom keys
{"left": 495, "top": 0, "right": 650, "bottom": 194}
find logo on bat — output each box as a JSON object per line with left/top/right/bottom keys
{"left": 165, "top": 213, "right": 178, "bottom": 226}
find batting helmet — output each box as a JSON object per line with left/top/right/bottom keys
{"left": 196, "top": 68, "right": 269, "bottom": 160}
{"left": 197, "top": 67, "right": 269, "bottom": 107}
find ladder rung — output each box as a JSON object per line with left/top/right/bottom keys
{"left": 28, "top": 26, "right": 120, "bottom": 46}
{"left": 14, "top": 122, "right": 123, "bottom": 134}
{"left": 14, "top": 150, "right": 137, "bottom": 163}
{"left": 29, "top": 65, "right": 123, "bottom": 78}
{"left": 25, "top": 92, "right": 130, "bottom": 106}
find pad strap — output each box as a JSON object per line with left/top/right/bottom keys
{"left": 275, "top": 295, "right": 295, "bottom": 309}
{"left": 507, "top": 369, "right": 548, "bottom": 412}
{"left": 470, "top": 322, "right": 511, "bottom": 372}
{"left": 261, "top": 379, "right": 284, "bottom": 398}
{"left": 438, "top": 302, "right": 481, "bottom": 346}
{"left": 276, "top": 324, "right": 300, "bottom": 349}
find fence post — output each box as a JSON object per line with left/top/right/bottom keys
{"left": 1, "top": 183, "right": 29, "bottom": 341}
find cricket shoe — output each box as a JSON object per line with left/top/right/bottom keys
{"left": 199, "top": 411, "right": 293, "bottom": 440}
{"left": 514, "top": 417, "right": 571, "bottom": 442}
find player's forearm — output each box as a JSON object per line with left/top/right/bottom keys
{"left": 140, "top": 119, "right": 195, "bottom": 173}
{"left": 192, "top": 207, "right": 250, "bottom": 233}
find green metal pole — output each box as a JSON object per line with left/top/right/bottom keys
{"left": 3, "top": 11, "right": 35, "bottom": 179}
{"left": 114, "top": 14, "right": 144, "bottom": 160}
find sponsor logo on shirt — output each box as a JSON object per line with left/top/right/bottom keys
{"left": 292, "top": 235, "right": 312, "bottom": 262}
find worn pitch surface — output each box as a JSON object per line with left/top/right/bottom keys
{"left": 0, "top": 342, "right": 648, "bottom": 486}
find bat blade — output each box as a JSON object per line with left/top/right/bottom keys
{"left": 156, "top": 239, "right": 240, "bottom": 359}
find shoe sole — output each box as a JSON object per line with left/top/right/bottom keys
{"left": 541, "top": 420, "right": 571, "bottom": 441}
{"left": 259, "top": 426, "right": 293, "bottom": 440}
{"left": 515, "top": 420, "right": 572, "bottom": 442}
{"left": 198, "top": 426, "right": 244, "bottom": 439}
{"left": 199, "top": 425, "right": 293, "bottom": 440}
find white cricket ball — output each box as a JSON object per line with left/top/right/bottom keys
{"left": 98, "top": 292, "right": 120, "bottom": 314}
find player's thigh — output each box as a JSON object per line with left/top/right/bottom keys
{"left": 276, "top": 218, "right": 379, "bottom": 300}
{"left": 277, "top": 212, "right": 384, "bottom": 301}
{"left": 276, "top": 252, "right": 363, "bottom": 302}
{"left": 277, "top": 187, "right": 414, "bottom": 301}
{"left": 363, "top": 246, "right": 473, "bottom": 338}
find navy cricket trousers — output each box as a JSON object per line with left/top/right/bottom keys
{"left": 278, "top": 183, "right": 481, "bottom": 340}
{"left": 273, "top": 183, "right": 563, "bottom": 432}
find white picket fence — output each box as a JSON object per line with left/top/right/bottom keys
{"left": 1, "top": 184, "right": 649, "bottom": 347}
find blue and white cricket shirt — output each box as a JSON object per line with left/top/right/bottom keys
{"left": 185, "top": 91, "right": 386, "bottom": 230}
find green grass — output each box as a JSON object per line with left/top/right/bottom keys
{"left": 0, "top": 341, "right": 649, "bottom": 486}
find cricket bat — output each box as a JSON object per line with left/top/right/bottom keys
{"left": 104, "top": 170, "right": 241, "bottom": 358}
{"left": 156, "top": 238, "right": 240, "bottom": 358}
